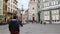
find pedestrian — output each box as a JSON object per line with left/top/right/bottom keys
{"left": 8, "top": 15, "right": 23, "bottom": 34}
{"left": 41, "top": 21, "right": 42, "bottom": 24}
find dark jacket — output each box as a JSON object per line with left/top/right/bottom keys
{"left": 8, "top": 19, "right": 23, "bottom": 32}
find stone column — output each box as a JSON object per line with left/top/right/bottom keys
{"left": 59, "top": 9, "right": 60, "bottom": 21}
{"left": 50, "top": 10, "right": 52, "bottom": 24}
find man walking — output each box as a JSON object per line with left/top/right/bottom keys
{"left": 8, "top": 15, "right": 23, "bottom": 34}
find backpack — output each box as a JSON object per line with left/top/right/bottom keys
{"left": 9, "top": 19, "right": 19, "bottom": 31}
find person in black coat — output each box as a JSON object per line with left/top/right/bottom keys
{"left": 8, "top": 15, "right": 23, "bottom": 34}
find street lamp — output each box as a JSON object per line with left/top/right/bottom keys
{"left": 21, "top": 5, "right": 24, "bottom": 13}
{"left": 21, "top": 5, "right": 24, "bottom": 23}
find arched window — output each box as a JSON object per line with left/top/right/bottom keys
{"left": 30, "top": 0, "right": 32, "bottom": 1}
{"left": 32, "top": 7, "right": 34, "bottom": 10}
{"left": 30, "top": 0, "right": 35, "bottom": 2}
{"left": 34, "top": 0, "right": 35, "bottom": 1}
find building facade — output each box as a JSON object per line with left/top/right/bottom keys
{"left": 24, "top": 10, "right": 29, "bottom": 23}
{"left": 38, "top": 0, "right": 60, "bottom": 23}
{"left": 17, "top": 8, "right": 21, "bottom": 19}
{"left": 0, "top": 0, "right": 8, "bottom": 24}
{"left": 7, "top": 0, "right": 18, "bottom": 20}
{"left": 28, "top": 0, "right": 38, "bottom": 22}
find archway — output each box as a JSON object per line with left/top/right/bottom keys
{"left": 32, "top": 14, "right": 35, "bottom": 22}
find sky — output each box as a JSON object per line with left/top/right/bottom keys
{"left": 17, "top": 0, "right": 29, "bottom": 11}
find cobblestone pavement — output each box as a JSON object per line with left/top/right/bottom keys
{"left": 0, "top": 23, "right": 60, "bottom": 34}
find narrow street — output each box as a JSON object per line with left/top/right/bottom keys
{"left": 0, "top": 23, "right": 60, "bottom": 34}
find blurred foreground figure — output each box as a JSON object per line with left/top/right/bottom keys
{"left": 8, "top": 15, "right": 23, "bottom": 34}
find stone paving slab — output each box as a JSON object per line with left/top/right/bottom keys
{"left": 20, "top": 23, "right": 60, "bottom": 34}
{"left": 0, "top": 23, "right": 60, "bottom": 34}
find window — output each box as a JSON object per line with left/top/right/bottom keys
{"left": 13, "top": 5, "right": 15, "bottom": 8}
{"left": 51, "top": 10, "right": 59, "bottom": 14}
{"left": 38, "top": 0, "right": 40, "bottom": 3}
{"left": 40, "top": 6, "right": 41, "bottom": 8}
{"left": 7, "top": 7, "right": 10, "bottom": 12}
{"left": 58, "top": 0, "right": 60, "bottom": 4}
{"left": 15, "top": 7, "right": 17, "bottom": 9}
{"left": 30, "top": 0, "right": 32, "bottom": 1}
{"left": 0, "top": 9, "right": 2, "bottom": 15}
{"left": 41, "top": 4, "right": 44, "bottom": 8}
{"left": 51, "top": 10, "right": 56, "bottom": 14}
{"left": 51, "top": 10, "right": 59, "bottom": 20}
{"left": 51, "top": 1, "right": 58, "bottom": 6}
{"left": 44, "top": 16, "right": 50, "bottom": 20}
{"left": 38, "top": 6, "right": 40, "bottom": 8}
{"left": 47, "top": 3, "right": 49, "bottom": 7}
{"left": 53, "top": 1, "right": 56, "bottom": 5}
{"left": 13, "top": 10, "right": 15, "bottom": 13}
{"left": 43, "top": 3, "right": 49, "bottom": 8}
{"left": 52, "top": 15, "right": 55, "bottom": 20}
{"left": 51, "top": 1, "right": 53, "bottom": 5}
{"left": 0, "top": 1, "right": 2, "bottom": 6}
{"left": 5, "top": 5, "right": 7, "bottom": 10}
{"left": 5, "top": 0, "right": 7, "bottom": 2}
{"left": 41, "top": 0, "right": 45, "bottom": 2}
{"left": 30, "top": 0, "right": 35, "bottom": 2}
{"left": 7, "top": 2, "right": 10, "bottom": 6}
{"left": 44, "top": 11, "right": 50, "bottom": 20}
{"left": 44, "top": 11, "right": 49, "bottom": 15}
{"left": 45, "top": 3, "right": 47, "bottom": 7}
{"left": 11, "top": 9, "right": 12, "bottom": 13}
{"left": 34, "top": 0, "right": 35, "bottom": 1}
{"left": 42, "top": 0, "right": 45, "bottom": 2}
{"left": 44, "top": 3, "right": 46, "bottom": 8}
{"left": 32, "top": 8, "right": 34, "bottom": 10}
{"left": 55, "top": 1, "right": 58, "bottom": 5}
{"left": 52, "top": 14, "right": 59, "bottom": 20}
{"left": 56, "top": 15, "right": 59, "bottom": 20}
